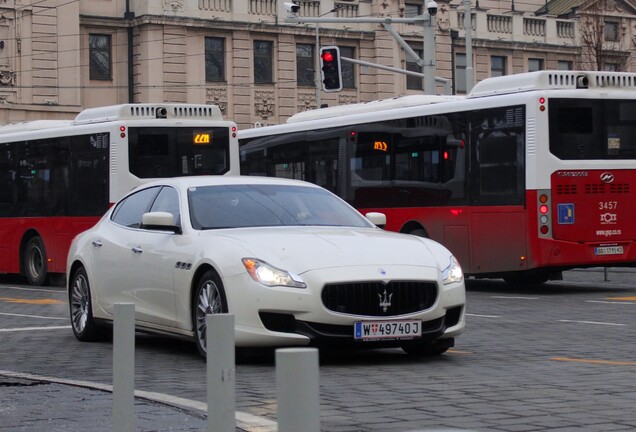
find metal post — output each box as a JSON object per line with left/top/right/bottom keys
{"left": 315, "top": 23, "right": 321, "bottom": 107}
{"left": 463, "top": 0, "right": 474, "bottom": 93}
{"left": 276, "top": 347, "right": 320, "bottom": 432}
{"left": 423, "top": 1, "right": 436, "bottom": 95}
{"left": 206, "top": 314, "right": 235, "bottom": 432}
{"left": 113, "top": 303, "right": 135, "bottom": 432}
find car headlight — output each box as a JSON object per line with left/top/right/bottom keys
{"left": 242, "top": 258, "right": 306, "bottom": 289}
{"left": 442, "top": 256, "right": 463, "bottom": 285}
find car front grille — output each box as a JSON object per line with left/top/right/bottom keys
{"left": 321, "top": 281, "right": 438, "bottom": 317}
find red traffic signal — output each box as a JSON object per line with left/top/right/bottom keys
{"left": 319, "top": 46, "right": 343, "bottom": 92}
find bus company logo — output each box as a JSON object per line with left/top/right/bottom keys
{"left": 600, "top": 172, "right": 615, "bottom": 184}
{"left": 600, "top": 213, "right": 617, "bottom": 224}
{"left": 378, "top": 289, "right": 393, "bottom": 313}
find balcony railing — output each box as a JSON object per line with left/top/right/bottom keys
{"left": 453, "top": 8, "right": 576, "bottom": 45}
{"left": 523, "top": 18, "right": 545, "bottom": 37}
{"left": 199, "top": 0, "right": 232, "bottom": 12}
{"left": 487, "top": 14, "right": 512, "bottom": 34}
{"left": 249, "top": 0, "right": 276, "bottom": 15}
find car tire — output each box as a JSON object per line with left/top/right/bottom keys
{"left": 402, "top": 339, "right": 453, "bottom": 357}
{"left": 69, "top": 266, "right": 103, "bottom": 342}
{"left": 24, "top": 236, "right": 48, "bottom": 286}
{"left": 193, "top": 269, "right": 228, "bottom": 357}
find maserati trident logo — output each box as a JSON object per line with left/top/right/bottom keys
{"left": 600, "top": 172, "right": 615, "bottom": 184}
{"left": 378, "top": 289, "right": 393, "bottom": 313}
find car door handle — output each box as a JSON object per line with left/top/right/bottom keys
{"left": 91, "top": 240, "right": 102, "bottom": 247}
{"left": 131, "top": 246, "right": 143, "bottom": 254}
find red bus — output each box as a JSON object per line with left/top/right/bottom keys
{"left": 238, "top": 71, "right": 636, "bottom": 285}
{"left": 0, "top": 103, "right": 239, "bottom": 285}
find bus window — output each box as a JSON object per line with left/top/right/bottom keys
{"left": 469, "top": 106, "right": 525, "bottom": 206}
{"left": 240, "top": 135, "right": 339, "bottom": 194}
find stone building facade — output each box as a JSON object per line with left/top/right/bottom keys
{"left": 0, "top": 0, "right": 634, "bottom": 128}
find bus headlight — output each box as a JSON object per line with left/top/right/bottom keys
{"left": 442, "top": 256, "right": 463, "bottom": 285}
{"left": 242, "top": 258, "right": 306, "bottom": 288}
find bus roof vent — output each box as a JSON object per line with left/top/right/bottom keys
{"left": 287, "top": 95, "right": 463, "bottom": 123}
{"left": 74, "top": 103, "right": 224, "bottom": 124}
{"left": 467, "top": 71, "right": 636, "bottom": 98}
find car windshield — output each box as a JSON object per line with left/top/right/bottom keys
{"left": 188, "top": 184, "right": 371, "bottom": 230}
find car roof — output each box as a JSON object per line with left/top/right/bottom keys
{"left": 132, "top": 175, "right": 322, "bottom": 191}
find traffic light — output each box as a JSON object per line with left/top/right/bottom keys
{"left": 319, "top": 46, "right": 343, "bottom": 92}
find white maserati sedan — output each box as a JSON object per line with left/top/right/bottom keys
{"left": 67, "top": 176, "right": 465, "bottom": 357}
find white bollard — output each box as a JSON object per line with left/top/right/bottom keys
{"left": 276, "top": 347, "right": 321, "bottom": 432}
{"left": 206, "top": 313, "right": 236, "bottom": 432}
{"left": 113, "top": 302, "right": 135, "bottom": 432}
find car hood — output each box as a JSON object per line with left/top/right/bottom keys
{"left": 202, "top": 226, "right": 446, "bottom": 274}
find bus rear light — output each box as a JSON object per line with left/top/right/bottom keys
{"left": 537, "top": 189, "right": 551, "bottom": 238}
{"left": 120, "top": 125, "right": 126, "bottom": 138}
{"left": 539, "top": 97, "right": 546, "bottom": 112}
{"left": 232, "top": 126, "right": 237, "bottom": 138}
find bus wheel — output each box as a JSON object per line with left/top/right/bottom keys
{"left": 69, "top": 266, "right": 103, "bottom": 341}
{"left": 192, "top": 269, "right": 228, "bottom": 358}
{"left": 408, "top": 228, "right": 428, "bottom": 238}
{"left": 24, "top": 236, "right": 48, "bottom": 286}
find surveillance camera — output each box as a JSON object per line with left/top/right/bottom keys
{"left": 284, "top": 2, "right": 300, "bottom": 13}
{"left": 427, "top": 0, "right": 438, "bottom": 16}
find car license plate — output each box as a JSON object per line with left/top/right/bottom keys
{"left": 594, "top": 246, "right": 624, "bottom": 256}
{"left": 354, "top": 320, "right": 421, "bottom": 341}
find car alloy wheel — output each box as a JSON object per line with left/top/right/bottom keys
{"left": 194, "top": 270, "right": 227, "bottom": 356}
{"left": 69, "top": 267, "right": 101, "bottom": 341}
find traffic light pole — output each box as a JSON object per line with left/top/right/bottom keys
{"left": 286, "top": 11, "right": 439, "bottom": 95}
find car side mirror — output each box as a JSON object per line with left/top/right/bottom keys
{"left": 365, "top": 212, "right": 386, "bottom": 229}
{"left": 141, "top": 212, "right": 181, "bottom": 234}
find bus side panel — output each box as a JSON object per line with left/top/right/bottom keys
{"left": 0, "top": 218, "right": 21, "bottom": 274}
{"left": 0, "top": 217, "right": 100, "bottom": 276}
{"left": 469, "top": 210, "right": 528, "bottom": 274}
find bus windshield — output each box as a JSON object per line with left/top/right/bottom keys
{"left": 129, "top": 126, "right": 231, "bottom": 177}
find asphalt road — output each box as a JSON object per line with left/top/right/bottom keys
{"left": 1, "top": 267, "right": 636, "bottom": 431}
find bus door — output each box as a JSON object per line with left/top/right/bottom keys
{"left": 468, "top": 106, "right": 527, "bottom": 274}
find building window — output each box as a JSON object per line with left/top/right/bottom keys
{"left": 296, "top": 44, "right": 314, "bottom": 87}
{"left": 528, "top": 58, "right": 544, "bottom": 72}
{"left": 557, "top": 60, "right": 573, "bottom": 70}
{"left": 406, "top": 48, "right": 423, "bottom": 90}
{"left": 339, "top": 46, "right": 356, "bottom": 89}
{"left": 89, "top": 34, "right": 112, "bottom": 80}
{"left": 455, "top": 53, "right": 467, "bottom": 94}
{"left": 603, "top": 63, "right": 619, "bottom": 71}
{"left": 604, "top": 22, "right": 619, "bottom": 41}
{"left": 205, "top": 37, "right": 225, "bottom": 82}
{"left": 254, "top": 40, "right": 273, "bottom": 84}
{"left": 404, "top": 2, "right": 422, "bottom": 18}
{"left": 491, "top": 56, "right": 507, "bottom": 77}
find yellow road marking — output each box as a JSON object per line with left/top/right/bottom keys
{"left": 448, "top": 349, "right": 473, "bottom": 355}
{"left": 0, "top": 297, "right": 65, "bottom": 305}
{"left": 606, "top": 296, "right": 636, "bottom": 301}
{"left": 552, "top": 357, "right": 636, "bottom": 366}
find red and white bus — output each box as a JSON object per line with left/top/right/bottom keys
{"left": 239, "top": 71, "right": 636, "bottom": 285}
{"left": 0, "top": 103, "right": 239, "bottom": 285}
